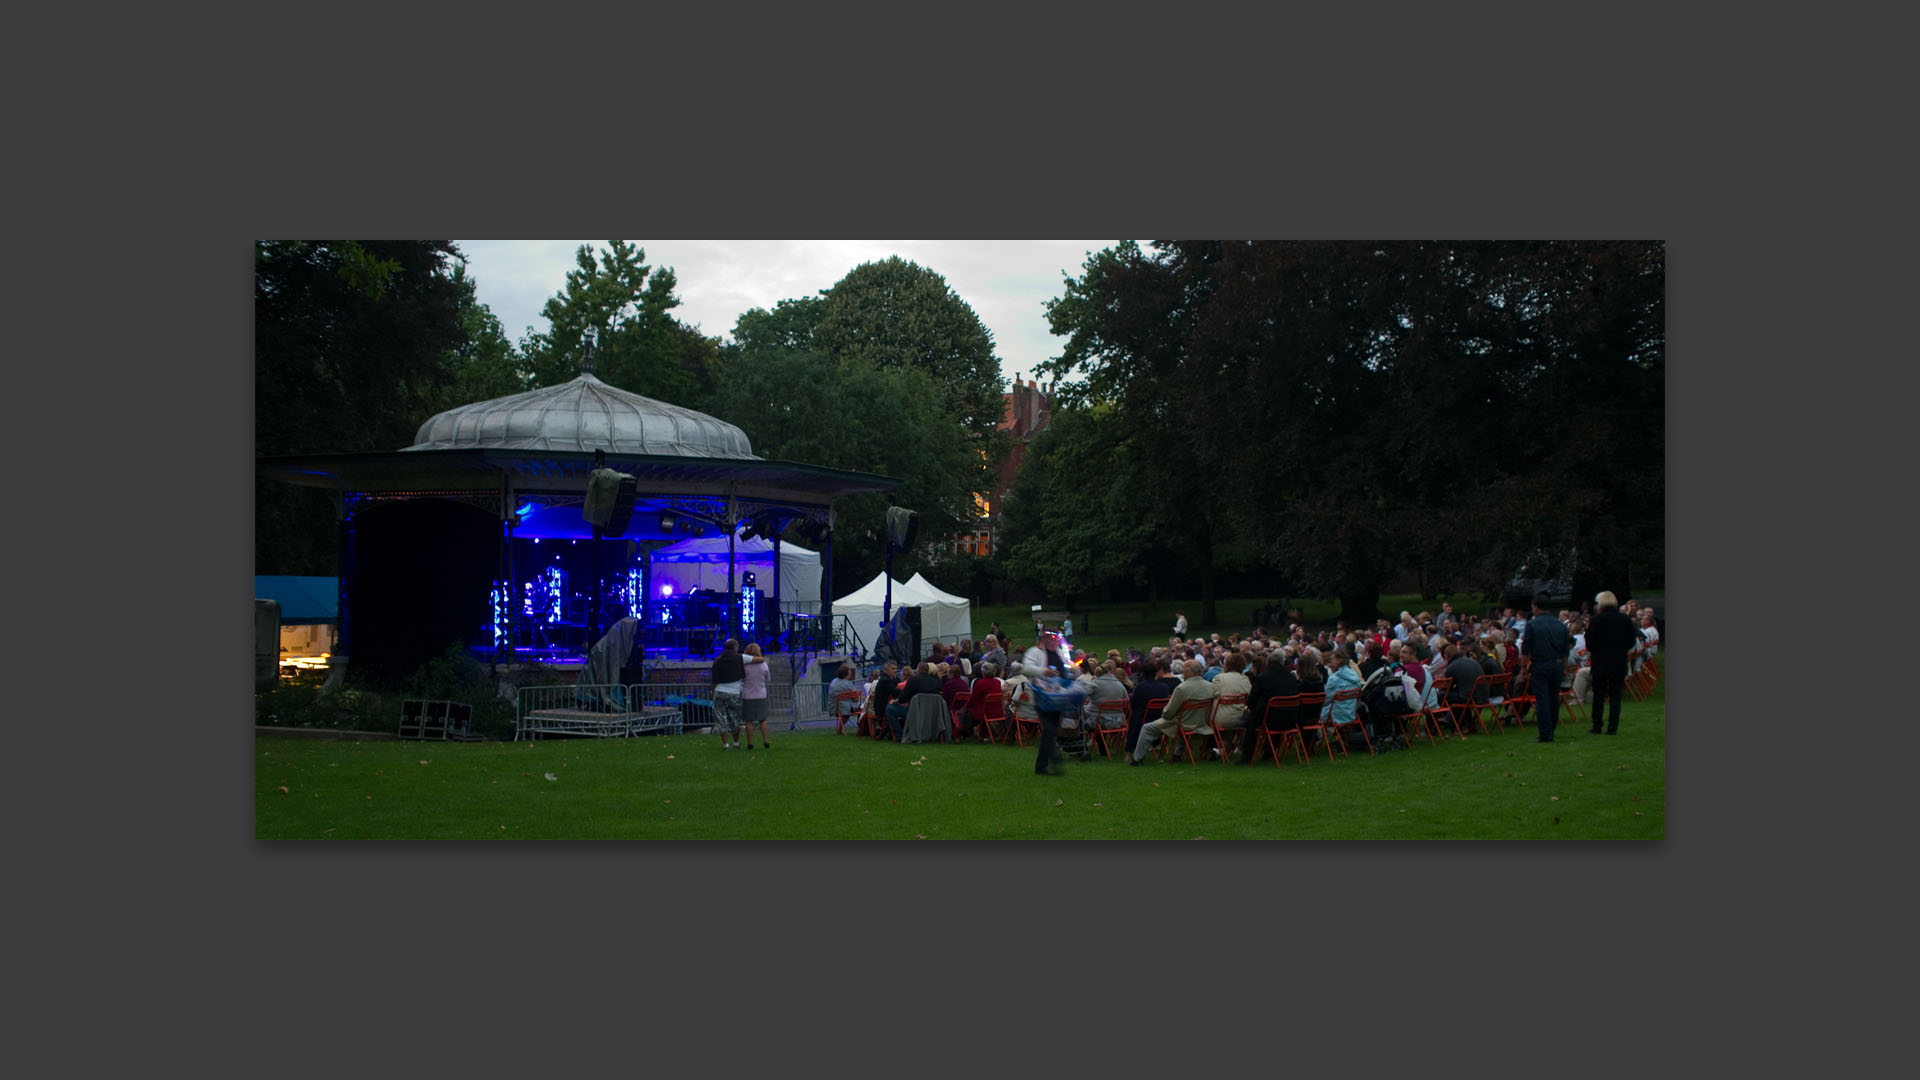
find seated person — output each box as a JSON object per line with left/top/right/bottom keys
{"left": 1238, "top": 650, "right": 1303, "bottom": 764}
{"left": 1084, "top": 660, "right": 1132, "bottom": 730}
{"left": 1396, "top": 644, "right": 1426, "bottom": 706}
{"left": 939, "top": 662, "right": 971, "bottom": 712}
{"left": 891, "top": 662, "right": 942, "bottom": 740}
{"left": 1320, "top": 646, "right": 1365, "bottom": 743}
{"left": 1295, "top": 655, "right": 1326, "bottom": 699}
{"left": 960, "top": 661, "right": 1005, "bottom": 739}
{"left": 978, "top": 635, "right": 1008, "bottom": 676}
{"left": 827, "top": 662, "right": 864, "bottom": 735}
{"left": 1442, "top": 641, "right": 1484, "bottom": 712}
{"left": 1001, "top": 665, "right": 1038, "bottom": 733}
{"left": 1209, "top": 651, "right": 1253, "bottom": 754}
{"left": 1357, "top": 639, "right": 1388, "bottom": 680}
{"left": 1130, "top": 659, "right": 1216, "bottom": 765}
{"left": 863, "top": 660, "right": 900, "bottom": 738}
{"left": 1126, "top": 657, "right": 1174, "bottom": 755}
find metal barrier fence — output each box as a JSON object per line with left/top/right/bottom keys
{"left": 516, "top": 678, "right": 836, "bottom": 740}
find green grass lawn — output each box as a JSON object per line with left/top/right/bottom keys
{"left": 255, "top": 655, "right": 1667, "bottom": 840}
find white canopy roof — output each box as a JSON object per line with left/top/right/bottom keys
{"left": 649, "top": 534, "right": 821, "bottom": 605}
{"left": 905, "top": 573, "right": 968, "bottom": 605}
{"left": 833, "top": 570, "right": 972, "bottom": 649}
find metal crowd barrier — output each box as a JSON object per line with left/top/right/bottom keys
{"left": 515, "top": 678, "right": 837, "bottom": 740}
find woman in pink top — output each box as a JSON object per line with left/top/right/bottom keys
{"left": 741, "top": 642, "right": 772, "bottom": 749}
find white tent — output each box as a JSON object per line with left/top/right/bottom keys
{"left": 649, "top": 534, "right": 822, "bottom": 605}
{"left": 904, "top": 573, "right": 974, "bottom": 645}
{"left": 833, "top": 571, "right": 972, "bottom": 652}
{"left": 832, "top": 571, "right": 914, "bottom": 645}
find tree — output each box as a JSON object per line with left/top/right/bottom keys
{"left": 1038, "top": 240, "right": 1665, "bottom": 624}
{"left": 435, "top": 259, "right": 528, "bottom": 409}
{"left": 813, "top": 256, "right": 1005, "bottom": 441}
{"left": 997, "top": 402, "right": 1176, "bottom": 608}
{"left": 1037, "top": 241, "right": 1250, "bottom": 622}
{"left": 706, "top": 346, "right": 987, "bottom": 589}
{"left": 731, "top": 296, "right": 824, "bottom": 355}
{"left": 519, "top": 241, "right": 720, "bottom": 405}
{"left": 255, "top": 240, "right": 472, "bottom": 575}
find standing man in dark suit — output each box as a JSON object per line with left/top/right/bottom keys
{"left": 1525, "top": 593, "right": 1573, "bottom": 742}
{"left": 1582, "top": 590, "right": 1641, "bottom": 735}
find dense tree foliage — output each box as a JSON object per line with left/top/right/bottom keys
{"left": 1034, "top": 241, "right": 1664, "bottom": 623}
{"left": 731, "top": 296, "right": 824, "bottom": 355}
{"left": 997, "top": 403, "right": 1178, "bottom": 608}
{"left": 255, "top": 240, "right": 478, "bottom": 575}
{"left": 715, "top": 258, "right": 1007, "bottom": 589}
{"left": 442, "top": 260, "right": 530, "bottom": 406}
{"left": 519, "top": 241, "right": 719, "bottom": 405}
{"left": 811, "top": 257, "right": 1005, "bottom": 441}
{"left": 707, "top": 346, "right": 986, "bottom": 590}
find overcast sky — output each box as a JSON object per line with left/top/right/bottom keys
{"left": 454, "top": 240, "right": 1122, "bottom": 387}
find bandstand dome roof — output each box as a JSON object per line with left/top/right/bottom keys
{"left": 405, "top": 372, "right": 758, "bottom": 459}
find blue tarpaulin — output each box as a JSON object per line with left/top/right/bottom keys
{"left": 254, "top": 576, "right": 338, "bottom": 624}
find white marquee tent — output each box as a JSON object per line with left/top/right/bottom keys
{"left": 832, "top": 570, "right": 972, "bottom": 651}
{"left": 649, "top": 534, "right": 822, "bottom": 605}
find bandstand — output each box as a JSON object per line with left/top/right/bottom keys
{"left": 257, "top": 358, "right": 899, "bottom": 690}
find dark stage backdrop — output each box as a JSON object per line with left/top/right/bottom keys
{"left": 349, "top": 499, "right": 497, "bottom": 685}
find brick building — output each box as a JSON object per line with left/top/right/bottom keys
{"left": 955, "top": 376, "right": 1051, "bottom": 557}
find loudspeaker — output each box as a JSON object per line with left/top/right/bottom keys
{"left": 605, "top": 474, "right": 636, "bottom": 536}
{"left": 885, "top": 605, "right": 921, "bottom": 663}
{"left": 885, "top": 506, "right": 918, "bottom": 550}
{"left": 584, "top": 468, "right": 638, "bottom": 536}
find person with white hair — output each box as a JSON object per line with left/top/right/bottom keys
{"left": 1584, "top": 591, "right": 1640, "bottom": 735}
{"left": 1131, "top": 658, "right": 1216, "bottom": 765}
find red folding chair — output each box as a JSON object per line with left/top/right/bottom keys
{"left": 1161, "top": 698, "right": 1214, "bottom": 763}
{"left": 1387, "top": 691, "right": 1433, "bottom": 748}
{"left": 1423, "top": 676, "right": 1462, "bottom": 741}
{"left": 1295, "top": 691, "right": 1332, "bottom": 762}
{"left": 1090, "top": 699, "right": 1131, "bottom": 759}
{"left": 1504, "top": 660, "right": 1536, "bottom": 729}
{"left": 1134, "top": 696, "right": 1169, "bottom": 760}
{"left": 1256, "top": 694, "right": 1306, "bottom": 767}
{"left": 976, "top": 690, "right": 1008, "bottom": 744}
{"left": 1184, "top": 693, "right": 1245, "bottom": 763}
{"left": 1326, "top": 687, "right": 1370, "bottom": 756}
{"left": 1559, "top": 681, "right": 1589, "bottom": 728}
{"left": 1011, "top": 684, "right": 1043, "bottom": 747}
{"left": 870, "top": 682, "right": 906, "bottom": 741}
{"left": 833, "top": 691, "right": 862, "bottom": 736}
{"left": 1467, "top": 671, "right": 1510, "bottom": 734}
{"left": 1627, "top": 655, "right": 1659, "bottom": 699}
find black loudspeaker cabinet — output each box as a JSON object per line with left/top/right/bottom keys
{"left": 889, "top": 606, "right": 921, "bottom": 663}
{"left": 605, "top": 474, "right": 637, "bottom": 536}
{"left": 584, "top": 469, "right": 638, "bottom": 536}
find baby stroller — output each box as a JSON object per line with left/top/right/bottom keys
{"left": 1034, "top": 677, "right": 1092, "bottom": 762}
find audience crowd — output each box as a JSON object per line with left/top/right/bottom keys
{"left": 835, "top": 597, "right": 1662, "bottom": 763}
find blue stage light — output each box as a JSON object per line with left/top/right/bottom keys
{"left": 741, "top": 586, "right": 760, "bottom": 638}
